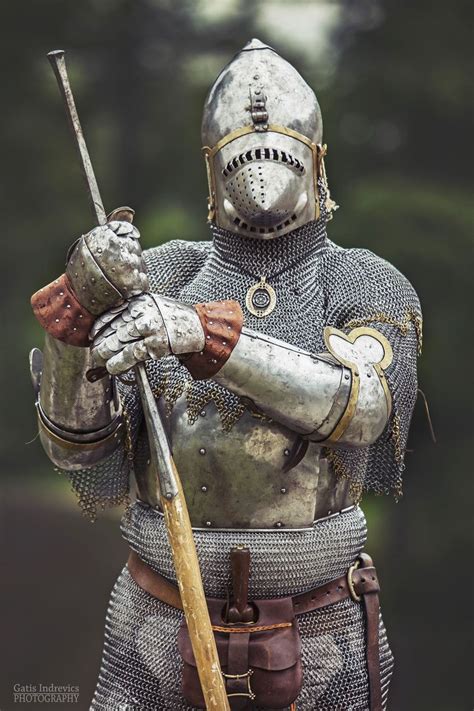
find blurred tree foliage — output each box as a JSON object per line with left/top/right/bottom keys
{"left": 0, "top": 1, "right": 471, "bottom": 709}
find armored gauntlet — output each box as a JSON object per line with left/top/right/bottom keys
{"left": 31, "top": 212, "right": 147, "bottom": 347}
{"left": 30, "top": 209, "right": 146, "bottom": 472}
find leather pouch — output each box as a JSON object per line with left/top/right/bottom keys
{"left": 177, "top": 595, "right": 303, "bottom": 709}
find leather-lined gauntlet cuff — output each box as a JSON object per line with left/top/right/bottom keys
{"left": 31, "top": 274, "right": 95, "bottom": 347}
{"left": 182, "top": 300, "right": 244, "bottom": 379}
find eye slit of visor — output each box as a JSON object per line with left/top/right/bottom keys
{"left": 221, "top": 148, "right": 306, "bottom": 178}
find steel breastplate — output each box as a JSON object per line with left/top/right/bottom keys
{"left": 135, "top": 394, "right": 353, "bottom": 529}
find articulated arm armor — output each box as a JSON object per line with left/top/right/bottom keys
{"left": 90, "top": 294, "right": 393, "bottom": 450}
{"left": 213, "top": 324, "right": 393, "bottom": 447}
{"left": 33, "top": 335, "right": 123, "bottom": 471}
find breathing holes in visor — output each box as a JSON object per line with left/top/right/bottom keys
{"left": 232, "top": 213, "right": 299, "bottom": 235}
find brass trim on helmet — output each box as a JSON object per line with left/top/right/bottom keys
{"left": 202, "top": 124, "right": 327, "bottom": 224}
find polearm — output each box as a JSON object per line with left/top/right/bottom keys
{"left": 47, "top": 50, "right": 230, "bottom": 711}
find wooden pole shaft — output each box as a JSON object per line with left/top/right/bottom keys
{"left": 162, "top": 467, "right": 231, "bottom": 710}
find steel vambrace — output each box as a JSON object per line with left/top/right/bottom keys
{"left": 211, "top": 325, "right": 393, "bottom": 447}
{"left": 31, "top": 335, "right": 124, "bottom": 471}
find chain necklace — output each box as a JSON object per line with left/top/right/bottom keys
{"left": 214, "top": 249, "right": 321, "bottom": 318}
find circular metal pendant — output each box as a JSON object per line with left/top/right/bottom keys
{"left": 245, "top": 277, "right": 277, "bottom": 318}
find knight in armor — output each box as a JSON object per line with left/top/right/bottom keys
{"left": 30, "top": 40, "right": 422, "bottom": 710}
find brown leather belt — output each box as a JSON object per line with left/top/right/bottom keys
{"left": 127, "top": 550, "right": 383, "bottom": 711}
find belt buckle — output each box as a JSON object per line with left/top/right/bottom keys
{"left": 222, "top": 669, "right": 256, "bottom": 700}
{"left": 347, "top": 559, "right": 361, "bottom": 603}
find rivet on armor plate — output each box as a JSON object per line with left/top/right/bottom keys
{"left": 274, "top": 521, "right": 284, "bottom": 528}
{"left": 280, "top": 487, "right": 287, "bottom": 494}
{"left": 200, "top": 410, "right": 206, "bottom": 417}
{"left": 345, "top": 373, "right": 350, "bottom": 380}
{"left": 205, "top": 520, "right": 212, "bottom": 527}
{"left": 199, "top": 448, "right": 206, "bottom": 455}
{"left": 201, "top": 485, "right": 208, "bottom": 493}
{"left": 284, "top": 448, "right": 290, "bottom": 456}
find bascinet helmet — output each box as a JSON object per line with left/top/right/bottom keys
{"left": 202, "top": 39, "right": 329, "bottom": 239}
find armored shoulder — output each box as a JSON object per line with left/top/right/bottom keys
{"left": 143, "top": 239, "right": 212, "bottom": 298}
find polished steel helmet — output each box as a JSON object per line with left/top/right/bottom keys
{"left": 202, "top": 38, "right": 328, "bottom": 238}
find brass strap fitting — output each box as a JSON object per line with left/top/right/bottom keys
{"left": 347, "top": 559, "right": 362, "bottom": 603}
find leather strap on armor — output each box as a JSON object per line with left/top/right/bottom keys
{"left": 358, "top": 553, "right": 383, "bottom": 711}
{"left": 183, "top": 299, "right": 243, "bottom": 379}
{"left": 127, "top": 550, "right": 382, "bottom": 711}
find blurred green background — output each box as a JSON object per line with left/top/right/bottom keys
{"left": 1, "top": 1, "right": 472, "bottom": 709}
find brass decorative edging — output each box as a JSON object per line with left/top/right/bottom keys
{"left": 322, "top": 326, "right": 394, "bottom": 443}
{"left": 202, "top": 123, "right": 326, "bottom": 223}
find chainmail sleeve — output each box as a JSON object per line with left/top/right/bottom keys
{"left": 322, "top": 245, "right": 422, "bottom": 499}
